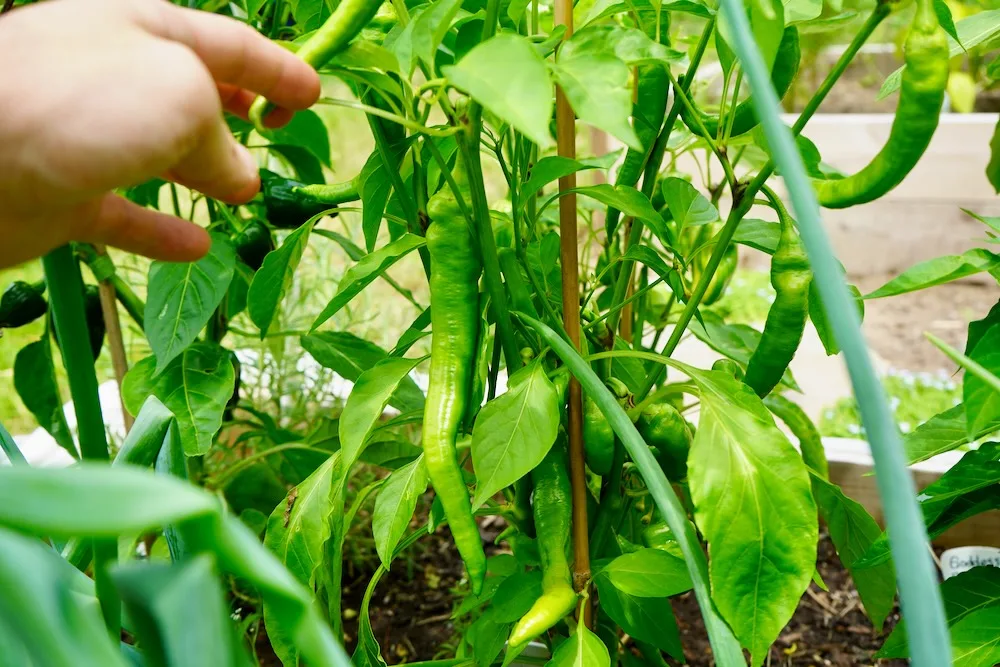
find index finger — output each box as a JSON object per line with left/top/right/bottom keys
{"left": 137, "top": 1, "right": 321, "bottom": 111}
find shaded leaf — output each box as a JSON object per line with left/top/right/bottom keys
{"left": 13, "top": 339, "right": 76, "bottom": 458}
{"left": 248, "top": 218, "right": 318, "bottom": 337}
{"left": 358, "top": 150, "right": 395, "bottom": 252}
{"left": 594, "top": 572, "right": 683, "bottom": 658}
{"left": 262, "top": 109, "right": 331, "bottom": 166}
{"left": 491, "top": 570, "right": 543, "bottom": 623}
{"left": 965, "top": 324, "right": 1000, "bottom": 437}
{"left": 660, "top": 177, "right": 719, "bottom": 230}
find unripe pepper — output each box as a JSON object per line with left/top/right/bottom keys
{"left": 0, "top": 281, "right": 47, "bottom": 329}
{"left": 637, "top": 402, "right": 691, "bottom": 481}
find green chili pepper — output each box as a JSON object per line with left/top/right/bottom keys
{"left": 743, "top": 194, "right": 811, "bottom": 398}
{"left": 0, "top": 281, "right": 47, "bottom": 329}
{"left": 509, "top": 437, "right": 577, "bottom": 648}
{"left": 681, "top": 27, "right": 800, "bottom": 140}
{"left": 53, "top": 285, "right": 105, "bottom": 360}
{"left": 423, "top": 152, "right": 487, "bottom": 595}
{"left": 583, "top": 379, "right": 630, "bottom": 476}
{"left": 259, "top": 169, "right": 360, "bottom": 229}
{"left": 812, "top": 0, "right": 948, "bottom": 208}
{"left": 249, "top": 0, "right": 386, "bottom": 128}
{"left": 637, "top": 402, "right": 691, "bottom": 481}
{"left": 764, "top": 394, "right": 829, "bottom": 480}
{"left": 233, "top": 221, "right": 275, "bottom": 271}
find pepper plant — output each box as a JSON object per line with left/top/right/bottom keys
{"left": 2, "top": 0, "right": 1000, "bottom": 664}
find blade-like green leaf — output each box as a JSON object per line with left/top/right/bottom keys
{"left": 594, "top": 573, "right": 683, "bottom": 658}
{"left": 145, "top": 233, "right": 235, "bottom": 374}
{"left": 811, "top": 475, "right": 896, "bottom": 629}
{"left": 340, "top": 356, "right": 426, "bottom": 472}
{"left": 122, "top": 344, "right": 235, "bottom": 456}
{"left": 113, "top": 396, "right": 177, "bottom": 468}
{"left": 660, "top": 177, "right": 719, "bottom": 230}
{"left": 919, "top": 442, "right": 1000, "bottom": 529}
{"left": 964, "top": 324, "right": 1000, "bottom": 437}
{"left": 442, "top": 34, "right": 554, "bottom": 148}
{"left": 558, "top": 184, "right": 671, "bottom": 245}
{"left": 547, "top": 611, "right": 611, "bottom": 667}
{"left": 601, "top": 548, "right": 693, "bottom": 598}
{"left": 471, "top": 363, "right": 560, "bottom": 508}
{"left": 311, "top": 234, "right": 426, "bottom": 330}
{"left": 14, "top": 339, "right": 77, "bottom": 458}
{"left": 865, "top": 249, "right": 1000, "bottom": 300}
{"left": 357, "top": 149, "right": 395, "bottom": 252}
{"left": 373, "top": 455, "right": 428, "bottom": 569}
{"left": 248, "top": 217, "right": 318, "bottom": 337}
{"left": 518, "top": 154, "right": 618, "bottom": 206}
{"left": 517, "top": 313, "right": 744, "bottom": 666}
{"left": 903, "top": 404, "right": 1000, "bottom": 465}
{"left": 156, "top": 422, "right": 193, "bottom": 562}
{"left": 686, "top": 365, "right": 818, "bottom": 663}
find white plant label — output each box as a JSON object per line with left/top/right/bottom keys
{"left": 940, "top": 546, "right": 1000, "bottom": 580}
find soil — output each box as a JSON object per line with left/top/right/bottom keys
{"left": 856, "top": 274, "right": 998, "bottom": 372}
{"left": 251, "top": 523, "right": 912, "bottom": 666}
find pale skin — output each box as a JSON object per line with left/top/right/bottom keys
{"left": 0, "top": 0, "right": 322, "bottom": 269}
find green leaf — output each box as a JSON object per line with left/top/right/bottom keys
{"left": 594, "top": 572, "right": 683, "bottom": 658}
{"left": 864, "top": 249, "right": 1000, "bottom": 299}
{"left": 782, "top": 0, "right": 821, "bottom": 23}
{"left": 732, "top": 219, "right": 779, "bottom": 253}
{"left": 373, "top": 455, "right": 428, "bottom": 569}
{"left": 965, "top": 300, "right": 1000, "bottom": 357}
{"left": 112, "top": 555, "right": 241, "bottom": 667}
{"left": 811, "top": 475, "right": 896, "bottom": 630}
{"left": 622, "top": 245, "right": 673, "bottom": 280}
{"left": 410, "top": 0, "right": 463, "bottom": 71}
{"left": 491, "top": 570, "right": 543, "bottom": 622}
{"left": 340, "top": 356, "right": 426, "bottom": 472}
{"left": 903, "top": 404, "right": 1000, "bottom": 465}
{"left": 471, "top": 363, "right": 560, "bottom": 508}
{"left": 145, "top": 233, "right": 236, "bottom": 374}
{"left": 327, "top": 40, "right": 400, "bottom": 73}
{"left": 989, "top": 117, "right": 1000, "bottom": 195}
{"left": 564, "top": 185, "right": 670, "bottom": 245}
{"left": 519, "top": 154, "right": 617, "bottom": 206}
{"left": 526, "top": 232, "right": 563, "bottom": 308}
{"left": 951, "top": 605, "right": 1000, "bottom": 667}
{"left": 552, "top": 53, "right": 641, "bottom": 150}
{"left": 156, "top": 422, "right": 193, "bottom": 562}
{"left": 262, "top": 109, "right": 331, "bottom": 167}
{"left": 965, "top": 324, "right": 1000, "bottom": 437}
{"left": 686, "top": 365, "right": 817, "bottom": 664}
{"left": 121, "top": 343, "right": 235, "bottom": 456}
{"left": 358, "top": 149, "right": 395, "bottom": 252}
{"left": 468, "top": 608, "right": 512, "bottom": 667}
{"left": 268, "top": 144, "right": 325, "bottom": 184}
{"left": 718, "top": 0, "right": 784, "bottom": 75}
{"left": 919, "top": 442, "right": 1000, "bottom": 530}
{"left": 933, "top": 0, "right": 961, "bottom": 46}
{"left": 548, "top": 611, "right": 611, "bottom": 667}
{"left": 247, "top": 217, "right": 318, "bottom": 337}
{"left": 879, "top": 566, "right": 1000, "bottom": 660}
{"left": 879, "top": 9, "right": 1000, "bottom": 98}
{"left": 352, "top": 569, "right": 389, "bottom": 667}
{"left": 660, "top": 177, "right": 719, "bottom": 230}
{"left": 442, "top": 34, "right": 554, "bottom": 148}
{"left": 560, "top": 25, "right": 683, "bottom": 66}
{"left": 609, "top": 335, "right": 649, "bottom": 396}
{"left": 264, "top": 455, "right": 337, "bottom": 667}
{"left": 13, "top": 339, "right": 77, "bottom": 458}
{"left": 0, "top": 464, "right": 351, "bottom": 667}
{"left": 311, "top": 234, "right": 426, "bottom": 330}
{"left": 601, "top": 548, "right": 693, "bottom": 598}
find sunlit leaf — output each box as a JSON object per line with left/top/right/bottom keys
{"left": 865, "top": 249, "right": 1000, "bottom": 299}
{"left": 373, "top": 455, "right": 428, "bottom": 569}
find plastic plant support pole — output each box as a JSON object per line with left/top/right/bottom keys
{"left": 553, "top": 0, "right": 592, "bottom": 629}
{"left": 41, "top": 245, "right": 121, "bottom": 640}
{"left": 716, "top": 0, "right": 951, "bottom": 663}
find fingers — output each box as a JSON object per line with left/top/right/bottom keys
{"left": 141, "top": 2, "right": 321, "bottom": 113}
{"left": 164, "top": 110, "right": 262, "bottom": 204}
{"left": 218, "top": 83, "right": 294, "bottom": 128}
{"left": 82, "top": 194, "right": 212, "bottom": 262}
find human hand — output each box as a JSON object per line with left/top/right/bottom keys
{"left": 0, "top": 0, "right": 321, "bottom": 268}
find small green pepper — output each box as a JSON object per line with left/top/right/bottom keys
{"left": 637, "top": 402, "right": 691, "bottom": 481}
{"left": 0, "top": 281, "right": 47, "bottom": 329}
{"left": 233, "top": 221, "right": 275, "bottom": 271}
{"left": 260, "top": 169, "right": 360, "bottom": 229}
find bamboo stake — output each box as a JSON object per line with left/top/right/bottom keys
{"left": 92, "top": 245, "right": 133, "bottom": 432}
{"left": 553, "top": 0, "right": 592, "bottom": 629}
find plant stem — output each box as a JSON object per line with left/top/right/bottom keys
{"left": 41, "top": 245, "right": 120, "bottom": 640}
{"left": 664, "top": 67, "right": 737, "bottom": 191}
{"left": 605, "top": 19, "right": 715, "bottom": 335}
{"left": 637, "top": 4, "right": 891, "bottom": 400}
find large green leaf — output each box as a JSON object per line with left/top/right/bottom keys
{"left": 372, "top": 455, "right": 428, "bottom": 570}
{"left": 0, "top": 464, "right": 350, "bottom": 667}
{"left": 902, "top": 403, "right": 1000, "bottom": 465}
{"left": 686, "top": 365, "right": 817, "bottom": 664}
{"left": 811, "top": 475, "right": 896, "bottom": 629}
{"left": 919, "top": 442, "right": 1000, "bottom": 529}
{"left": 561, "top": 184, "right": 671, "bottom": 245}
{"left": 471, "top": 363, "right": 560, "bottom": 508}
{"left": 548, "top": 612, "right": 611, "bottom": 667}
{"left": 964, "top": 324, "right": 1000, "bottom": 437}
{"left": 248, "top": 218, "right": 318, "bottom": 337}
{"left": 518, "top": 154, "right": 618, "bottom": 206}
{"left": 145, "top": 233, "right": 235, "bottom": 374}
{"left": 13, "top": 339, "right": 77, "bottom": 458}
{"left": 601, "top": 548, "right": 693, "bottom": 598}
{"left": 442, "top": 33, "right": 554, "bottom": 148}
{"left": 865, "top": 249, "right": 1000, "bottom": 300}
{"left": 879, "top": 566, "right": 1000, "bottom": 660}
{"left": 261, "top": 109, "right": 331, "bottom": 167}
{"left": 264, "top": 455, "right": 337, "bottom": 667}
{"left": 112, "top": 554, "right": 245, "bottom": 667}
{"left": 302, "top": 332, "right": 425, "bottom": 412}
{"left": 311, "top": 234, "right": 426, "bottom": 330}
{"left": 552, "top": 51, "right": 641, "bottom": 150}
{"left": 491, "top": 570, "right": 544, "bottom": 623}
{"left": 340, "top": 356, "right": 426, "bottom": 472}
{"left": 594, "top": 572, "right": 683, "bottom": 658}
{"left": 660, "top": 177, "right": 719, "bottom": 230}
{"left": 122, "top": 344, "right": 235, "bottom": 456}
{"left": 0, "top": 526, "right": 126, "bottom": 667}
